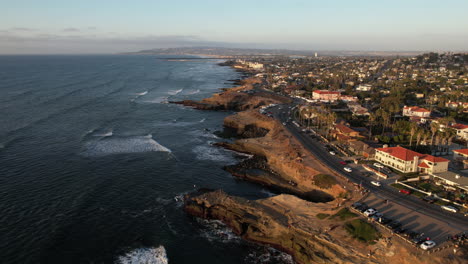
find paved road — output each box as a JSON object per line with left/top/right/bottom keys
{"left": 267, "top": 103, "right": 468, "bottom": 234}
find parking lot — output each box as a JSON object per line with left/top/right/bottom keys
{"left": 358, "top": 193, "right": 467, "bottom": 245}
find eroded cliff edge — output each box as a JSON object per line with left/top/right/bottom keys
{"left": 185, "top": 189, "right": 368, "bottom": 264}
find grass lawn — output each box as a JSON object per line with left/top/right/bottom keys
{"left": 330, "top": 208, "right": 358, "bottom": 220}
{"left": 345, "top": 219, "right": 380, "bottom": 244}
{"left": 313, "top": 174, "right": 338, "bottom": 189}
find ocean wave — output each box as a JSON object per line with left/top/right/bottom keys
{"left": 185, "top": 89, "right": 200, "bottom": 95}
{"left": 192, "top": 145, "right": 236, "bottom": 163}
{"left": 167, "top": 89, "right": 183, "bottom": 95}
{"left": 82, "top": 135, "right": 171, "bottom": 157}
{"left": 199, "top": 118, "right": 206, "bottom": 123}
{"left": 142, "top": 96, "right": 169, "bottom": 104}
{"left": 260, "top": 189, "right": 277, "bottom": 198}
{"left": 197, "top": 219, "right": 241, "bottom": 244}
{"left": 245, "top": 247, "right": 294, "bottom": 264}
{"left": 135, "top": 91, "right": 148, "bottom": 96}
{"left": 117, "top": 246, "right": 168, "bottom": 264}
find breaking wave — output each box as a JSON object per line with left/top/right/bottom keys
{"left": 167, "top": 89, "right": 183, "bottom": 95}
{"left": 192, "top": 145, "right": 236, "bottom": 163}
{"left": 142, "top": 96, "right": 169, "bottom": 104}
{"left": 82, "top": 134, "right": 171, "bottom": 157}
{"left": 185, "top": 89, "right": 200, "bottom": 95}
{"left": 197, "top": 219, "right": 241, "bottom": 244}
{"left": 117, "top": 246, "right": 168, "bottom": 264}
{"left": 135, "top": 91, "right": 148, "bottom": 96}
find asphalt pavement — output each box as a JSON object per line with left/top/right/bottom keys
{"left": 267, "top": 103, "right": 468, "bottom": 234}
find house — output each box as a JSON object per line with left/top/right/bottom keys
{"left": 348, "top": 141, "right": 375, "bottom": 158}
{"left": 402, "top": 106, "right": 431, "bottom": 117}
{"left": 375, "top": 146, "right": 449, "bottom": 174}
{"left": 335, "top": 124, "right": 360, "bottom": 138}
{"left": 450, "top": 124, "right": 468, "bottom": 140}
{"left": 430, "top": 171, "right": 468, "bottom": 192}
{"left": 312, "top": 90, "right": 341, "bottom": 102}
{"left": 355, "top": 84, "right": 372, "bottom": 91}
{"left": 454, "top": 149, "right": 468, "bottom": 169}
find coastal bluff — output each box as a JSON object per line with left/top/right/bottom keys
{"left": 171, "top": 78, "right": 291, "bottom": 111}
{"left": 184, "top": 189, "right": 371, "bottom": 264}
{"left": 220, "top": 109, "right": 349, "bottom": 200}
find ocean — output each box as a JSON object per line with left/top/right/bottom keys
{"left": 0, "top": 55, "right": 293, "bottom": 264}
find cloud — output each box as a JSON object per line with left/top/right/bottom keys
{"left": 87, "top": 26, "right": 97, "bottom": 30}
{"left": 62, "top": 27, "right": 80, "bottom": 32}
{"left": 11, "top": 27, "right": 36, "bottom": 32}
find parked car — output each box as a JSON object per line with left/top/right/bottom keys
{"left": 378, "top": 217, "right": 392, "bottom": 224}
{"left": 374, "top": 163, "right": 384, "bottom": 168}
{"left": 351, "top": 202, "right": 362, "bottom": 209}
{"left": 399, "top": 189, "right": 411, "bottom": 195}
{"left": 364, "top": 208, "right": 377, "bottom": 217}
{"left": 370, "top": 181, "right": 381, "bottom": 187}
{"left": 441, "top": 205, "right": 458, "bottom": 213}
{"left": 339, "top": 161, "right": 347, "bottom": 165}
{"left": 344, "top": 167, "right": 352, "bottom": 173}
{"left": 420, "top": 240, "right": 436, "bottom": 250}
{"left": 358, "top": 205, "right": 369, "bottom": 213}
{"left": 393, "top": 227, "right": 406, "bottom": 234}
{"left": 387, "top": 220, "right": 402, "bottom": 229}
{"left": 329, "top": 151, "right": 336, "bottom": 155}
{"left": 370, "top": 212, "right": 383, "bottom": 221}
{"left": 422, "top": 196, "right": 437, "bottom": 203}
{"left": 282, "top": 122, "right": 286, "bottom": 126}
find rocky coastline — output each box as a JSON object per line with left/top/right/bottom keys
{"left": 171, "top": 63, "right": 459, "bottom": 264}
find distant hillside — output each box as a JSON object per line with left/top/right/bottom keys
{"left": 124, "top": 46, "right": 424, "bottom": 57}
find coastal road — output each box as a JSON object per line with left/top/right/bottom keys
{"left": 267, "top": 104, "right": 468, "bottom": 240}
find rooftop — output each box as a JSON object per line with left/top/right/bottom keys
{"left": 376, "top": 146, "right": 449, "bottom": 162}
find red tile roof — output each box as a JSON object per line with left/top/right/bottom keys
{"left": 451, "top": 124, "right": 468, "bottom": 130}
{"left": 376, "top": 146, "right": 424, "bottom": 161}
{"left": 335, "top": 124, "right": 356, "bottom": 134}
{"left": 376, "top": 146, "right": 448, "bottom": 163}
{"left": 404, "top": 106, "right": 430, "bottom": 113}
{"left": 454, "top": 149, "right": 468, "bottom": 156}
{"left": 313, "top": 90, "right": 340, "bottom": 95}
{"left": 418, "top": 162, "right": 430, "bottom": 168}
{"left": 421, "top": 155, "right": 449, "bottom": 163}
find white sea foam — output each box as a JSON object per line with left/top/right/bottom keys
{"left": 260, "top": 189, "right": 277, "bottom": 198}
{"left": 167, "top": 89, "right": 183, "bottom": 95}
{"left": 142, "top": 96, "right": 169, "bottom": 104}
{"left": 245, "top": 247, "right": 294, "bottom": 264}
{"left": 82, "top": 135, "right": 171, "bottom": 157}
{"left": 185, "top": 89, "right": 200, "bottom": 95}
{"left": 92, "top": 129, "right": 113, "bottom": 137}
{"left": 135, "top": 91, "right": 148, "bottom": 96}
{"left": 192, "top": 145, "right": 236, "bottom": 163}
{"left": 197, "top": 219, "right": 241, "bottom": 244}
{"left": 117, "top": 246, "right": 168, "bottom": 264}
{"left": 199, "top": 118, "right": 206, "bottom": 123}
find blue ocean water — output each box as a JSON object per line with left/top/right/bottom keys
{"left": 0, "top": 55, "right": 292, "bottom": 264}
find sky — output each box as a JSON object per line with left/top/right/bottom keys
{"left": 1, "top": 0, "right": 467, "bottom": 54}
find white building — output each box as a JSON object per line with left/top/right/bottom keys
{"left": 355, "top": 84, "right": 372, "bottom": 92}
{"left": 375, "top": 146, "right": 449, "bottom": 174}
{"left": 402, "top": 106, "right": 431, "bottom": 118}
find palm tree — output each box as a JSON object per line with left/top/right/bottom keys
{"left": 409, "top": 123, "right": 418, "bottom": 147}
{"left": 430, "top": 122, "right": 439, "bottom": 149}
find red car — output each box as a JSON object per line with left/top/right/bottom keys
{"left": 339, "top": 161, "right": 346, "bottom": 165}
{"left": 399, "top": 189, "right": 411, "bottom": 195}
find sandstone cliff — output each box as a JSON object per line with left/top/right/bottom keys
{"left": 171, "top": 78, "right": 291, "bottom": 111}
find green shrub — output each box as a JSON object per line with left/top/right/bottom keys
{"left": 345, "top": 219, "right": 380, "bottom": 244}
{"left": 316, "top": 213, "right": 330, "bottom": 219}
{"left": 331, "top": 208, "right": 357, "bottom": 220}
{"left": 314, "top": 174, "right": 337, "bottom": 189}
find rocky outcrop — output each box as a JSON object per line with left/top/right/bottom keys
{"left": 184, "top": 190, "right": 370, "bottom": 264}
{"left": 221, "top": 110, "right": 350, "bottom": 199}
{"left": 171, "top": 78, "right": 291, "bottom": 111}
